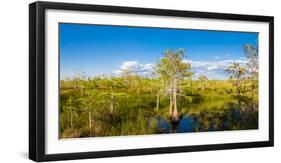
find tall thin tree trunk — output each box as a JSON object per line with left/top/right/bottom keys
{"left": 251, "top": 79, "right": 254, "bottom": 112}
{"left": 236, "top": 81, "right": 243, "bottom": 118}
{"left": 173, "top": 78, "right": 179, "bottom": 121}
{"left": 89, "top": 111, "right": 92, "bottom": 134}
{"left": 70, "top": 110, "right": 73, "bottom": 130}
{"left": 156, "top": 91, "right": 160, "bottom": 111}
{"left": 110, "top": 89, "right": 114, "bottom": 114}
{"left": 110, "top": 102, "right": 114, "bottom": 114}
{"left": 169, "top": 80, "right": 173, "bottom": 118}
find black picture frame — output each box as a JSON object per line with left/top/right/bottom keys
{"left": 29, "top": 1, "right": 274, "bottom": 162}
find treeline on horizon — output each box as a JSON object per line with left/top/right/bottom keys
{"left": 59, "top": 44, "right": 258, "bottom": 138}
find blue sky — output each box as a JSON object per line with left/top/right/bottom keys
{"left": 59, "top": 23, "right": 258, "bottom": 80}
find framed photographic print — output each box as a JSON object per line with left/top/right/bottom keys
{"left": 29, "top": 1, "right": 274, "bottom": 162}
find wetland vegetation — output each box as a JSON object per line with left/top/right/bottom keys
{"left": 59, "top": 45, "right": 259, "bottom": 138}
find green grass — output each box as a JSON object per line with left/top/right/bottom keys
{"left": 59, "top": 78, "right": 258, "bottom": 138}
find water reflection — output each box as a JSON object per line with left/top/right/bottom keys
{"left": 155, "top": 108, "right": 257, "bottom": 134}
{"left": 156, "top": 116, "right": 197, "bottom": 133}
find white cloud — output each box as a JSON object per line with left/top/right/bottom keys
{"left": 112, "top": 61, "right": 155, "bottom": 77}
{"left": 184, "top": 59, "right": 247, "bottom": 70}
{"left": 183, "top": 59, "right": 248, "bottom": 79}
{"left": 120, "top": 61, "right": 138, "bottom": 70}
{"left": 111, "top": 59, "right": 249, "bottom": 79}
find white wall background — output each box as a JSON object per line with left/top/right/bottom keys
{"left": 0, "top": 0, "right": 279, "bottom": 162}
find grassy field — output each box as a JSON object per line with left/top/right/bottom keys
{"left": 59, "top": 76, "right": 258, "bottom": 138}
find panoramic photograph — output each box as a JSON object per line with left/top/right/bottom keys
{"left": 59, "top": 23, "right": 259, "bottom": 139}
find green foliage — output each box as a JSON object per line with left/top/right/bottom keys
{"left": 60, "top": 77, "right": 258, "bottom": 138}
{"left": 60, "top": 47, "right": 259, "bottom": 138}
{"left": 155, "top": 49, "right": 193, "bottom": 80}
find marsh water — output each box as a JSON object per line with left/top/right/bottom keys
{"left": 153, "top": 108, "right": 257, "bottom": 134}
